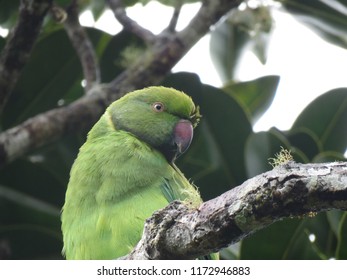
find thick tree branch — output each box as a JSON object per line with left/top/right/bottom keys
{"left": 0, "top": 0, "right": 241, "bottom": 167}
{"left": 0, "top": 0, "right": 53, "bottom": 112}
{"left": 64, "top": 1, "right": 101, "bottom": 92}
{"left": 0, "top": 85, "right": 109, "bottom": 165}
{"left": 123, "top": 161, "right": 347, "bottom": 260}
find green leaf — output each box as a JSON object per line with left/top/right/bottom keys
{"left": 2, "top": 28, "right": 112, "bottom": 129}
{"left": 163, "top": 72, "right": 252, "bottom": 199}
{"left": 336, "top": 212, "right": 347, "bottom": 259}
{"left": 210, "top": 6, "right": 272, "bottom": 82}
{"left": 327, "top": 210, "right": 344, "bottom": 237}
{"left": 0, "top": 184, "right": 62, "bottom": 259}
{"left": 0, "top": 159, "right": 65, "bottom": 206}
{"left": 209, "top": 12, "right": 251, "bottom": 83}
{"left": 313, "top": 151, "right": 346, "bottom": 163}
{"left": 284, "top": 214, "right": 336, "bottom": 259}
{"left": 245, "top": 129, "right": 291, "bottom": 177}
{"left": 240, "top": 218, "right": 302, "bottom": 259}
{"left": 280, "top": 0, "right": 347, "bottom": 49}
{"left": 241, "top": 213, "right": 336, "bottom": 259}
{"left": 292, "top": 88, "right": 347, "bottom": 154}
{"left": 286, "top": 128, "right": 321, "bottom": 160}
{"left": 220, "top": 245, "right": 239, "bottom": 260}
{"left": 0, "top": 0, "right": 19, "bottom": 28}
{"left": 223, "top": 75, "right": 280, "bottom": 123}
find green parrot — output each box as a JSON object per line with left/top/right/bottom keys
{"left": 61, "top": 86, "right": 206, "bottom": 259}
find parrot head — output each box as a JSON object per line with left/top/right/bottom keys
{"left": 106, "top": 86, "right": 200, "bottom": 161}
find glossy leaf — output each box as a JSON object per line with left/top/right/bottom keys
{"left": 0, "top": 0, "right": 19, "bottom": 28}
{"left": 209, "top": 13, "right": 251, "bottom": 82}
{"left": 280, "top": 0, "right": 347, "bottom": 49}
{"left": 240, "top": 218, "right": 303, "bottom": 259}
{"left": 0, "top": 159, "right": 65, "bottom": 206}
{"left": 210, "top": 6, "right": 272, "bottom": 83}
{"left": 241, "top": 213, "right": 336, "bottom": 260}
{"left": 292, "top": 88, "right": 347, "bottom": 154}
{"left": 336, "top": 212, "right": 347, "bottom": 259}
{"left": 0, "top": 184, "right": 62, "bottom": 259}
{"left": 313, "top": 151, "right": 346, "bottom": 163}
{"left": 223, "top": 75, "right": 280, "bottom": 123}
{"left": 2, "top": 28, "right": 112, "bottom": 129}
{"left": 284, "top": 213, "right": 336, "bottom": 259}
{"left": 245, "top": 129, "right": 291, "bottom": 177}
{"left": 286, "top": 128, "right": 321, "bottom": 160}
{"left": 327, "top": 210, "right": 344, "bottom": 237}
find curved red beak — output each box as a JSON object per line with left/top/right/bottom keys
{"left": 173, "top": 119, "right": 193, "bottom": 157}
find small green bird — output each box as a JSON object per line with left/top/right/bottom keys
{"left": 61, "top": 86, "right": 204, "bottom": 259}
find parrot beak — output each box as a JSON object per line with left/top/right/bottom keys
{"left": 173, "top": 119, "right": 193, "bottom": 158}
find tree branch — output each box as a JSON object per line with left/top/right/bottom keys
{"left": 166, "top": 5, "right": 182, "bottom": 33}
{"left": 107, "top": 0, "right": 156, "bottom": 44}
{"left": 64, "top": 1, "right": 101, "bottom": 92}
{"left": 0, "top": 0, "right": 241, "bottom": 167}
{"left": 0, "top": 0, "right": 53, "bottom": 112}
{"left": 122, "top": 161, "right": 347, "bottom": 259}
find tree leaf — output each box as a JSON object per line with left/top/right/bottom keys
{"left": 0, "top": 184, "right": 62, "bottom": 259}
{"left": 280, "top": 0, "right": 347, "bottom": 49}
{"left": 336, "top": 212, "right": 347, "bottom": 259}
{"left": 0, "top": 0, "right": 19, "bottom": 28}
{"left": 2, "top": 28, "right": 112, "bottom": 129}
{"left": 313, "top": 151, "right": 346, "bottom": 163}
{"left": 240, "top": 218, "right": 303, "bottom": 259}
{"left": 209, "top": 12, "right": 251, "bottom": 83}
{"left": 210, "top": 6, "right": 272, "bottom": 83}
{"left": 326, "top": 210, "right": 344, "bottom": 237}
{"left": 245, "top": 128, "right": 290, "bottom": 177}
{"left": 292, "top": 88, "right": 347, "bottom": 154}
{"left": 286, "top": 128, "right": 322, "bottom": 160}
{"left": 241, "top": 212, "right": 336, "bottom": 260}
{"left": 223, "top": 75, "right": 280, "bottom": 123}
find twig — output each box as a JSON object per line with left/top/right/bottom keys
{"left": 0, "top": 0, "right": 241, "bottom": 167}
{"left": 123, "top": 161, "right": 347, "bottom": 259}
{"left": 64, "top": 1, "right": 100, "bottom": 92}
{"left": 0, "top": 0, "right": 53, "bottom": 112}
{"left": 107, "top": 0, "right": 156, "bottom": 44}
{"left": 108, "top": 0, "right": 242, "bottom": 94}
{"left": 166, "top": 5, "right": 182, "bottom": 33}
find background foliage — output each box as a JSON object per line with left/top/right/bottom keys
{"left": 0, "top": 0, "right": 346, "bottom": 259}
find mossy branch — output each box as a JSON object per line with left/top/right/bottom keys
{"left": 122, "top": 161, "right": 347, "bottom": 259}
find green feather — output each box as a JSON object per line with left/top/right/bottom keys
{"left": 61, "top": 86, "right": 216, "bottom": 259}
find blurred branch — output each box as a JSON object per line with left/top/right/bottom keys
{"left": 64, "top": 1, "right": 101, "bottom": 92}
{"left": 0, "top": 0, "right": 241, "bottom": 167}
{"left": 0, "top": 0, "right": 53, "bottom": 113}
{"left": 107, "top": 0, "right": 156, "bottom": 44}
{"left": 123, "top": 161, "right": 347, "bottom": 259}
{"left": 166, "top": 5, "right": 182, "bottom": 33}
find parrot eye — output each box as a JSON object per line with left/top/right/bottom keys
{"left": 152, "top": 102, "right": 165, "bottom": 112}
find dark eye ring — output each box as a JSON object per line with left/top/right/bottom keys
{"left": 152, "top": 102, "right": 164, "bottom": 112}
